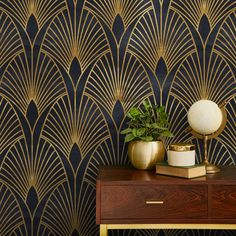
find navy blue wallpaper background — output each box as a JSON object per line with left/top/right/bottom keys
{"left": 0, "top": 0, "right": 236, "bottom": 235}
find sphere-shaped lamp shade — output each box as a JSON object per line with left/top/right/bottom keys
{"left": 187, "top": 100, "right": 223, "bottom": 135}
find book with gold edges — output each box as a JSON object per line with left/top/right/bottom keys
{"left": 156, "top": 162, "right": 206, "bottom": 179}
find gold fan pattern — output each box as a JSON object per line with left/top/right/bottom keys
{"left": 0, "top": 0, "right": 235, "bottom": 235}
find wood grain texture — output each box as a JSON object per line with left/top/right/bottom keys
{"left": 212, "top": 185, "right": 236, "bottom": 218}
{"left": 97, "top": 166, "right": 236, "bottom": 225}
{"left": 98, "top": 165, "right": 236, "bottom": 184}
{"left": 101, "top": 185, "right": 207, "bottom": 219}
{"left": 96, "top": 180, "right": 101, "bottom": 224}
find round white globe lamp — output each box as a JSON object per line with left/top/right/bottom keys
{"left": 187, "top": 100, "right": 227, "bottom": 173}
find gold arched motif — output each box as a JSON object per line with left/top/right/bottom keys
{"left": 42, "top": 3, "right": 109, "bottom": 79}
{"left": 170, "top": 52, "right": 236, "bottom": 108}
{"left": 85, "top": 0, "right": 152, "bottom": 31}
{"left": 214, "top": 11, "right": 236, "bottom": 67}
{"left": 40, "top": 180, "right": 97, "bottom": 236}
{"left": 0, "top": 0, "right": 66, "bottom": 29}
{"left": 37, "top": 226, "right": 56, "bottom": 236}
{"left": 128, "top": 5, "right": 195, "bottom": 81}
{"left": 0, "top": 97, "right": 23, "bottom": 154}
{"left": 0, "top": 182, "right": 26, "bottom": 236}
{"left": 0, "top": 10, "right": 23, "bottom": 66}
{"left": 163, "top": 96, "right": 192, "bottom": 147}
{"left": 220, "top": 97, "right": 236, "bottom": 152}
{"left": 42, "top": 95, "right": 110, "bottom": 163}
{"left": 193, "top": 138, "right": 234, "bottom": 165}
{"left": 0, "top": 138, "right": 66, "bottom": 203}
{"left": 85, "top": 51, "right": 153, "bottom": 116}
{"left": 84, "top": 139, "right": 117, "bottom": 186}
{"left": 171, "top": 0, "right": 236, "bottom": 30}
{"left": 0, "top": 51, "right": 66, "bottom": 119}
{"left": 0, "top": 1, "right": 235, "bottom": 235}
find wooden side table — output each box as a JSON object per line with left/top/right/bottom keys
{"left": 96, "top": 166, "right": 236, "bottom": 236}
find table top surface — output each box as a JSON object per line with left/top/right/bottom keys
{"left": 97, "top": 165, "right": 236, "bottom": 184}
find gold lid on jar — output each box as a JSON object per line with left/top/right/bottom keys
{"left": 168, "top": 143, "right": 195, "bottom": 151}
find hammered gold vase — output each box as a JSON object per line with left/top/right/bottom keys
{"left": 128, "top": 141, "right": 165, "bottom": 170}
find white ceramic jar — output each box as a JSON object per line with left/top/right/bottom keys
{"left": 167, "top": 143, "right": 195, "bottom": 166}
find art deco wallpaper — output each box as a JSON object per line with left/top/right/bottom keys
{"left": 0, "top": 0, "right": 235, "bottom": 235}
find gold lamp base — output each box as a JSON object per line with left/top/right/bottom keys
{"left": 202, "top": 136, "right": 220, "bottom": 174}
{"left": 203, "top": 160, "right": 220, "bottom": 174}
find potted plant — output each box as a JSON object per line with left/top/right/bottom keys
{"left": 121, "top": 100, "right": 173, "bottom": 169}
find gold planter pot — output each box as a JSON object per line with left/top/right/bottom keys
{"left": 128, "top": 141, "right": 165, "bottom": 170}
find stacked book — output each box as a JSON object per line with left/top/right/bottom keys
{"left": 156, "top": 162, "right": 206, "bottom": 179}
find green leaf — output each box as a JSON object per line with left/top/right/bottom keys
{"left": 125, "top": 133, "right": 135, "bottom": 142}
{"left": 151, "top": 123, "right": 168, "bottom": 129}
{"left": 160, "top": 130, "right": 174, "bottom": 137}
{"left": 129, "top": 107, "right": 141, "bottom": 117}
{"left": 159, "top": 106, "right": 165, "bottom": 112}
{"left": 120, "top": 128, "right": 132, "bottom": 134}
{"left": 140, "top": 113, "right": 147, "bottom": 119}
{"left": 132, "top": 128, "right": 138, "bottom": 137}
{"left": 136, "top": 128, "right": 146, "bottom": 137}
{"left": 126, "top": 112, "right": 133, "bottom": 119}
{"left": 140, "top": 136, "right": 153, "bottom": 141}
{"left": 142, "top": 100, "right": 151, "bottom": 110}
{"left": 123, "top": 99, "right": 174, "bottom": 141}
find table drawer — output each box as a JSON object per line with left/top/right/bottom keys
{"left": 101, "top": 185, "right": 207, "bottom": 219}
{"left": 212, "top": 185, "right": 236, "bottom": 218}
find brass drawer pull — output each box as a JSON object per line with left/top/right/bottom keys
{"left": 146, "top": 200, "right": 164, "bottom": 205}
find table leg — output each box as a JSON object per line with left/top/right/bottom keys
{"left": 100, "top": 224, "right": 108, "bottom": 236}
